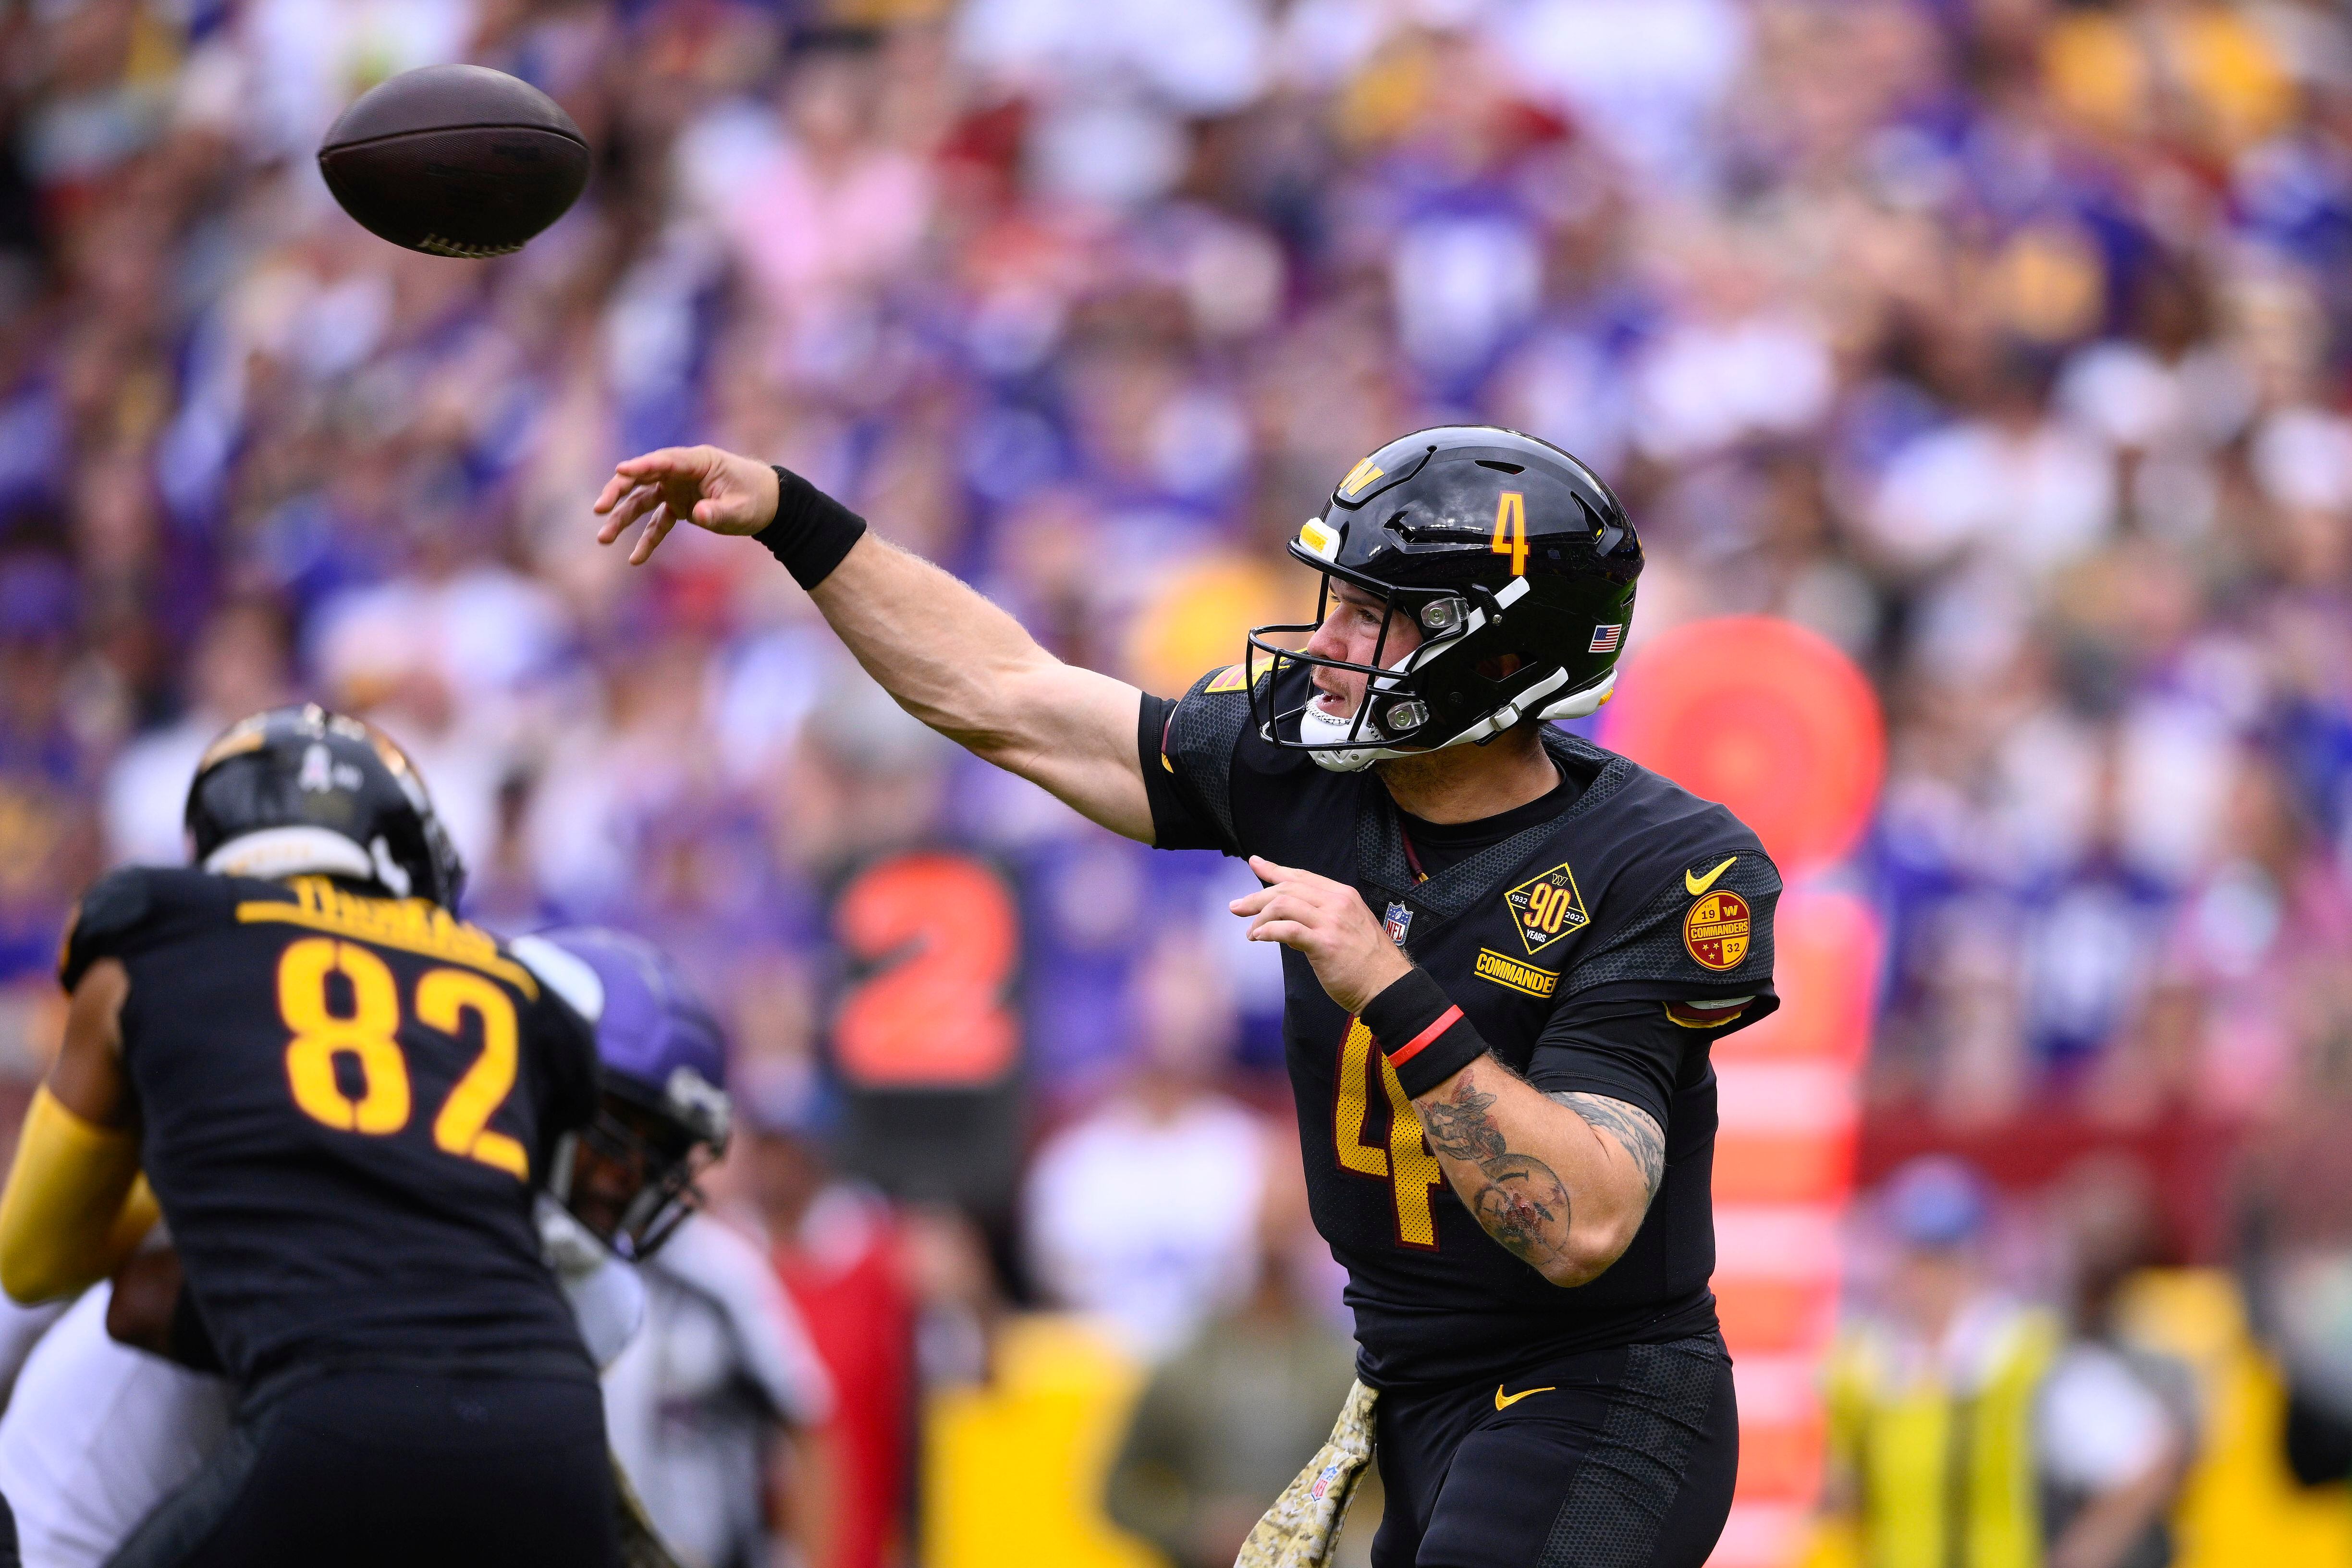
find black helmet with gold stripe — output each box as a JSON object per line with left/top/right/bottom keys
{"left": 184, "top": 704, "right": 467, "bottom": 908}
{"left": 1245, "top": 426, "right": 1643, "bottom": 772}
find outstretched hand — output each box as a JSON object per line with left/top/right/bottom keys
{"left": 1230, "top": 856, "right": 1412, "bottom": 1015}
{"left": 591, "top": 445, "right": 782, "bottom": 565}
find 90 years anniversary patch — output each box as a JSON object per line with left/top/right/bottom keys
{"left": 1683, "top": 889, "right": 1752, "bottom": 970}
{"left": 1503, "top": 862, "right": 1588, "bottom": 956}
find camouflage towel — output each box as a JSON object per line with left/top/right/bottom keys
{"left": 1235, "top": 1378, "right": 1379, "bottom": 1568}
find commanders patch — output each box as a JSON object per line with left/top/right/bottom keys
{"left": 1475, "top": 948, "right": 1557, "bottom": 1000}
{"left": 1684, "top": 890, "right": 1752, "bottom": 971}
{"left": 1203, "top": 664, "right": 1250, "bottom": 694}
{"left": 1504, "top": 862, "right": 1588, "bottom": 956}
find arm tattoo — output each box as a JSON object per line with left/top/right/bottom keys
{"left": 1418, "top": 1081, "right": 1508, "bottom": 1164}
{"left": 1416, "top": 1075, "right": 1574, "bottom": 1275}
{"left": 1549, "top": 1091, "right": 1665, "bottom": 1201}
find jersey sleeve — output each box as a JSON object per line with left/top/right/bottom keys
{"left": 57, "top": 867, "right": 167, "bottom": 992}
{"left": 1137, "top": 666, "right": 1257, "bottom": 856}
{"left": 1561, "top": 840, "right": 1781, "bottom": 1033}
{"left": 1523, "top": 994, "right": 1690, "bottom": 1129}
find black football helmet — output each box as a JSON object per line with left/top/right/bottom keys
{"left": 1245, "top": 426, "right": 1644, "bottom": 771}
{"left": 184, "top": 704, "right": 467, "bottom": 908}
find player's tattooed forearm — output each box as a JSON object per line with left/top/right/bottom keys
{"left": 1470, "top": 1154, "right": 1574, "bottom": 1274}
{"left": 1550, "top": 1091, "right": 1665, "bottom": 1200}
{"left": 1420, "top": 1075, "right": 1572, "bottom": 1271}
{"left": 1419, "top": 1080, "right": 1508, "bottom": 1164}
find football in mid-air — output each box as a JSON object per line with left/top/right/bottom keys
{"left": 318, "top": 64, "right": 589, "bottom": 259}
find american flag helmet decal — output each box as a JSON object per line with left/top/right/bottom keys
{"left": 1589, "top": 624, "right": 1623, "bottom": 653}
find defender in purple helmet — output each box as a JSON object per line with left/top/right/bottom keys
{"left": 513, "top": 928, "right": 732, "bottom": 1262}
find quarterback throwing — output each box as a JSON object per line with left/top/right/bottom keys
{"left": 595, "top": 426, "right": 1776, "bottom": 1568}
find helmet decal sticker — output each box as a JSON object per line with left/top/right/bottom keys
{"left": 1490, "top": 490, "right": 1528, "bottom": 576}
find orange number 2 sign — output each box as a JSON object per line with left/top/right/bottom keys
{"left": 833, "top": 853, "right": 1020, "bottom": 1088}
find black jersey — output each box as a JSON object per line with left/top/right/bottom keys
{"left": 1140, "top": 665, "right": 1782, "bottom": 1389}
{"left": 59, "top": 867, "right": 600, "bottom": 1391}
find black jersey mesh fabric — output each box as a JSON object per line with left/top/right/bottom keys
{"left": 1535, "top": 1337, "right": 1728, "bottom": 1568}
{"left": 1353, "top": 731, "right": 1632, "bottom": 929}
{"left": 1165, "top": 672, "right": 1252, "bottom": 850}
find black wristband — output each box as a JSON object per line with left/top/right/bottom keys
{"left": 753, "top": 465, "right": 868, "bottom": 590}
{"left": 1360, "top": 967, "right": 1487, "bottom": 1099}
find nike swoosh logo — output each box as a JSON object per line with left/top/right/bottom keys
{"left": 1685, "top": 856, "right": 1737, "bottom": 897}
{"left": 1494, "top": 1384, "right": 1556, "bottom": 1411}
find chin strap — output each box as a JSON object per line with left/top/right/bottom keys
{"left": 1304, "top": 665, "right": 1618, "bottom": 773}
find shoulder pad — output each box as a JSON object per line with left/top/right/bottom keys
{"left": 58, "top": 866, "right": 163, "bottom": 992}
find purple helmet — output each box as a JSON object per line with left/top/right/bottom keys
{"left": 513, "top": 926, "right": 731, "bottom": 1258}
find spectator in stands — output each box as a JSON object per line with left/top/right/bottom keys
{"left": 2046, "top": 1155, "right": 2195, "bottom": 1568}
{"left": 1104, "top": 1161, "right": 1359, "bottom": 1568}
{"left": 2238, "top": 1096, "right": 2352, "bottom": 1491}
{"left": 100, "top": 600, "right": 290, "bottom": 867}
{"left": 1825, "top": 1157, "right": 2182, "bottom": 1568}
{"left": 747, "top": 1109, "right": 918, "bottom": 1568}
{"left": 1023, "top": 936, "right": 1271, "bottom": 1360}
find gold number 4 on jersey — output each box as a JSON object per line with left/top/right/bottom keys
{"left": 1333, "top": 1019, "right": 1444, "bottom": 1249}
{"left": 275, "top": 938, "right": 530, "bottom": 1179}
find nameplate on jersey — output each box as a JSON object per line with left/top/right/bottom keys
{"left": 237, "top": 877, "right": 538, "bottom": 998}
{"left": 1474, "top": 948, "right": 1556, "bottom": 1000}
{"left": 1503, "top": 862, "right": 1587, "bottom": 956}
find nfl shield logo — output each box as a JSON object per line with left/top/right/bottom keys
{"left": 1384, "top": 901, "right": 1414, "bottom": 945}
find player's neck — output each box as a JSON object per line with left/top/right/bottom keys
{"left": 1375, "top": 730, "right": 1559, "bottom": 825}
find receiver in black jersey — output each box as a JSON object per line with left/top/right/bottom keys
{"left": 60, "top": 866, "right": 600, "bottom": 1393}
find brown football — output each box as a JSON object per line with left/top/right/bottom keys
{"left": 318, "top": 64, "right": 589, "bottom": 259}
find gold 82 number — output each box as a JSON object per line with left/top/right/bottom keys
{"left": 274, "top": 938, "right": 529, "bottom": 1180}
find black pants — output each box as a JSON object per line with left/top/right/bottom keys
{"left": 106, "top": 1370, "right": 622, "bottom": 1568}
{"left": 1370, "top": 1333, "right": 1738, "bottom": 1568}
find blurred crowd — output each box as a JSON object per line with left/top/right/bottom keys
{"left": 6, "top": 0, "right": 2352, "bottom": 1561}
